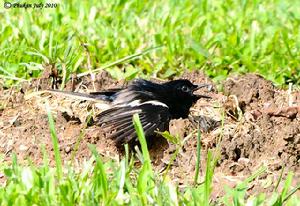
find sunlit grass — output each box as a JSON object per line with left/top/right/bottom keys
{"left": 1, "top": 0, "right": 300, "bottom": 86}
{"left": 1, "top": 0, "right": 300, "bottom": 205}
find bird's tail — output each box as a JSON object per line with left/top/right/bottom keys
{"left": 45, "top": 89, "right": 117, "bottom": 102}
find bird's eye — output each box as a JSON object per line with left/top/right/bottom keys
{"left": 181, "top": 85, "right": 189, "bottom": 92}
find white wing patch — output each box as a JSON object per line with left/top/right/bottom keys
{"left": 116, "top": 100, "right": 168, "bottom": 108}
{"left": 141, "top": 101, "right": 168, "bottom": 108}
{"left": 128, "top": 100, "right": 142, "bottom": 107}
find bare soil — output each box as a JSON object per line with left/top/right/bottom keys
{"left": 1, "top": 70, "right": 299, "bottom": 197}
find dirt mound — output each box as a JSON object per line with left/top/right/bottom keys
{"left": 1, "top": 71, "right": 300, "bottom": 196}
{"left": 223, "top": 74, "right": 275, "bottom": 111}
{"left": 220, "top": 74, "right": 300, "bottom": 173}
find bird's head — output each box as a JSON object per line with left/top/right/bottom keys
{"left": 161, "top": 79, "right": 211, "bottom": 118}
{"left": 163, "top": 79, "right": 211, "bottom": 102}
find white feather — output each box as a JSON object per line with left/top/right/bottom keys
{"left": 141, "top": 101, "right": 168, "bottom": 108}
{"left": 116, "top": 100, "right": 168, "bottom": 108}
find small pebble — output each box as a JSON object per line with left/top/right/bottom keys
{"left": 19, "top": 144, "right": 28, "bottom": 151}
{"left": 65, "top": 146, "right": 71, "bottom": 154}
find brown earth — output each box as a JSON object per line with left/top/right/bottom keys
{"left": 1, "top": 70, "right": 300, "bottom": 197}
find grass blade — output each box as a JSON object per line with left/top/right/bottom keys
{"left": 194, "top": 128, "right": 202, "bottom": 185}
{"left": 133, "top": 113, "right": 155, "bottom": 205}
{"left": 204, "top": 150, "right": 216, "bottom": 206}
{"left": 283, "top": 184, "right": 300, "bottom": 203}
{"left": 132, "top": 114, "right": 151, "bottom": 169}
{"left": 77, "top": 46, "right": 163, "bottom": 77}
{"left": 45, "top": 101, "right": 62, "bottom": 180}
{"left": 274, "top": 166, "right": 285, "bottom": 192}
{"left": 88, "top": 144, "right": 108, "bottom": 203}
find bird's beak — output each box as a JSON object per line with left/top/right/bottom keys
{"left": 193, "top": 83, "right": 212, "bottom": 99}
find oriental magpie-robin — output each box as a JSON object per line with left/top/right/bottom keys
{"left": 48, "top": 79, "right": 211, "bottom": 144}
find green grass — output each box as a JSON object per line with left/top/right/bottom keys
{"left": 1, "top": 107, "right": 300, "bottom": 205}
{"left": 1, "top": 0, "right": 300, "bottom": 205}
{"left": 1, "top": 0, "right": 300, "bottom": 86}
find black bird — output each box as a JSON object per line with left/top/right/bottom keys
{"left": 48, "top": 79, "right": 211, "bottom": 144}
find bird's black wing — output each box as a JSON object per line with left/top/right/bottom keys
{"left": 112, "top": 79, "right": 162, "bottom": 105}
{"left": 96, "top": 101, "right": 170, "bottom": 144}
